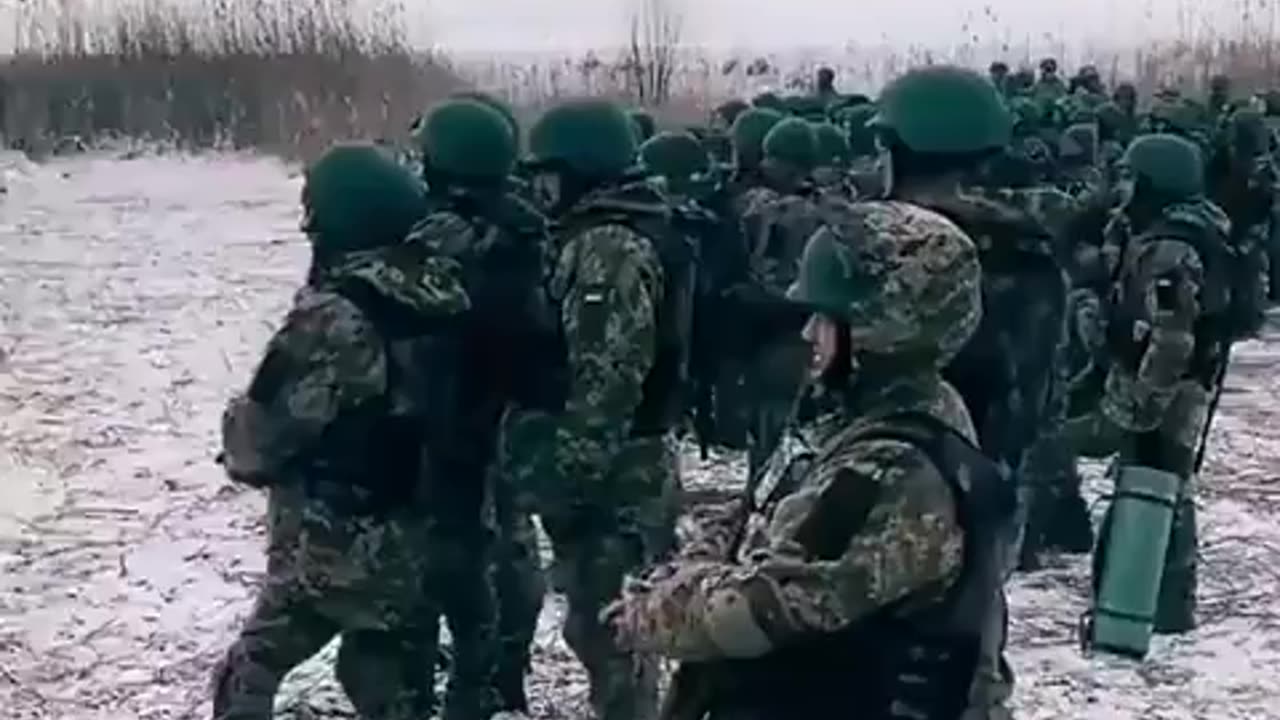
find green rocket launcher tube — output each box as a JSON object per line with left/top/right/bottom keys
{"left": 1085, "top": 464, "right": 1181, "bottom": 659}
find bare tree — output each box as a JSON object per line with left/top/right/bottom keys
{"left": 621, "top": 0, "right": 682, "bottom": 106}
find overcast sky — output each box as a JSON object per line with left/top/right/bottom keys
{"left": 0, "top": 0, "right": 1257, "bottom": 56}
{"left": 421, "top": 0, "right": 1253, "bottom": 53}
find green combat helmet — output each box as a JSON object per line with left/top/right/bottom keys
{"left": 788, "top": 201, "right": 982, "bottom": 363}
{"left": 1224, "top": 107, "right": 1270, "bottom": 160}
{"left": 629, "top": 109, "right": 657, "bottom": 143}
{"left": 1007, "top": 67, "right": 1036, "bottom": 96}
{"left": 1095, "top": 101, "right": 1131, "bottom": 140}
{"left": 762, "top": 118, "right": 819, "bottom": 173}
{"left": 784, "top": 94, "right": 829, "bottom": 122}
{"left": 1060, "top": 122, "right": 1099, "bottom": 163}
{"left": 839, "top": 103, "right": 880, "bottom": 159}
{"left": 714, "top": 98, "right": 751, "bottom": 129}
{"left": 813, "top": 122, "right": 853, "bottom": 168}
{"left": 529, "top": 99, "right": 638, "bottom": 179}
{"left": 1122, "top": 133, "right": 1205, "bottom": 199}
{"left": 415, "top": 99, "right": 518, "bottom": 182}
{"left": 870, "top": 65, "right": 1012, "bottom": 154}
{"left": 448, "top": 90, "right": 521, "bottom": 144}
{"left": 1147, "top": 96, "right": 1205, "bottom": 136}
{"left": 731, "top": 107, "right": 785, "bottom": 169}
{"left": 752, "top": 91, "right": 785, "bottom": 111}
{"left": 1008, "top": 97, "right": 1041, "bottom": 136}
{"left": 639, "top": 130, "right": 711, "bottom": 182}
{"left": 302, "top": 142, "right": 428, "bottom": 253}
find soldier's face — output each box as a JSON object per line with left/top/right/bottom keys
{"left": 802, "top": 313, "right": 841, "bottom": 379}
{"left": 531, "top": 171, "right": 562, "bottom": 208}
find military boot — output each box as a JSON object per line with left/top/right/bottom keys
{"left": 493, "top": 644, "right": 531, "bottom": 713}
{"left": 1153, "top": 499, "right": 1198, "bottom": 634}
{"left": 1042, "top": 485, "right": 1094, "bottom": 554}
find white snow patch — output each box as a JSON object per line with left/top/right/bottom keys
{"left": 1, "top": 155, "right": 1278, "bottom": 719}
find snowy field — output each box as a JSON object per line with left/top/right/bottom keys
{"left": 1, "top": 152, "right": 1279, "bottom": 720}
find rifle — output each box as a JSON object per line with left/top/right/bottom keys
{"left": 1193, "top": 341, "right": 1232, "bottom": 474}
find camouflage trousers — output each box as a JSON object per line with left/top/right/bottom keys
{"left": 540, "top": 437, "right": 681, "bottom": 720}
{"left": 745, "top": 340, "right": 808, "bottom": 481}
{"left": 963, "top": 495, "right": 1024, "bottom": 720}
{"left": 212, "top": 484, "right": 436, "bottom": 720}
{"left": 1068, "top": 378, "right": 1212, "bottom": 633}
{"left": 416, "top": 521, "right": 501, "bottom": 720}
{"left": 489, "top": 468, "right": 547, "bottom": 713}
{"left": 1019, "top": 425, "right": 1093, "bottom": 564}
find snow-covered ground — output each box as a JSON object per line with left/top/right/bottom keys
{"left": 1, "top": 153, "right": 1278, "bottom": 720}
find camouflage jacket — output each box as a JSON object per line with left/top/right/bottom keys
{"left": 738, "top": 185, "right": 822, "bottom": 295}
{"left": 1101, "top": 201, "right": 1230, "bottom": 431}
{"left": 220, "top": 245, "right": 470, "bottom": 508}
{"left": 908, "top": 189, "right": 1069, "bottom": 477}
{"left": 536, "top": 190, "right": 668, "bottom": 511}
{"left": 608, "top": 370, "right": 975, "bottom": 661}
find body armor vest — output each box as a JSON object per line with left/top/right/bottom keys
{"left": 703, "top": 412, "right": 1014, "bottom": 720}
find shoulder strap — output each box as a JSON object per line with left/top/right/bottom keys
{"left": 843, "top": 411, "right": 1015, "bottom": 521}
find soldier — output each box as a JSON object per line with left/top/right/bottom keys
{"left": 504, "top": 98, "right": 691, "bottom": 720}
{"left": 604, "top": 198, "right": 1014, "bottom": 720}
{"left": 449, "top": 90, "right": 543, "bottom": 211}
{"left": 815, "top": 65, "right": 838, "bottom": 101}
{"left": 1096, "top": 101, "right": 1137, "bottom": 181}
{"left": 738, "top": 118, "right": 823, "bottom": 480}
{"left": 1007, "top": 67, "right": 1036, "bottom": 98}
{"left": 727, "top": 107, "right": 785, "bottom": 196}
{"left": 1207, "top": 108, "right": 1274, "bottom": 341}
{"left": 640, "top": 130, "right": 713, "bottom": 197}
{"left": 705, "top": 100, "right": 751, "bottom": 164}
{"left": 712, "top": 99, "right": 750, "bottom": 132}
{"left": 869, "top": 66, "right": 1067, "bottom": 718}
{"left": 1208, "top": 74, "right": 1234, "bottom": 124}
{"left": 1034, "top": 57, "right": 1067, "bottom": 103}
{"left": 630, "top": 109, "right": 657, "bottom": 143}
{"left": 989, "top": 61, "right": 1010, "bottom": 95}
{"left": 690, "top": 106, "right": 786, "bottom": 452}
{"left": 411, "top": 98, "right": 558, "bottom": 718}
{"left": 750, "top": 91, "right": 785, "bottom": 113}
{"left": 811, "top": 121, "right": 855, "bottom": 197}
{"left": 1114, "top": 82, "right": 1139, "bottom": 121}
{"left": 1071, "top": 134, "right": 1237, "bottom": 633}
{"left": 1073, "top": 65, "right": 1107, "bottom": 98}
{"left": 1056, "top": 122, "right": 1104, "bottom": 196}
{"left": 212, "top": 143, "right": 453, "bottom": 720}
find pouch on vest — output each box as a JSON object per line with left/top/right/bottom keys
{"left": 1081, "top": 463, "right": 1180, "bottom": 659}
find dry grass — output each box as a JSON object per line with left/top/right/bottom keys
{"left": 0, "top": 0, "right": 462, "bottom": 160}
{"left": 2, "top": 0, "right": 1280, "bottom": 156}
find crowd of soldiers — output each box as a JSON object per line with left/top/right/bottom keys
{"left": 210, "top": 56, "right": 1278, "bottom": 720}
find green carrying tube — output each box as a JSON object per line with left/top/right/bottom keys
{"left": 1088, "top": 464, "right": 1181, "bottom": 659}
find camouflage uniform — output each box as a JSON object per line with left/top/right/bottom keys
{"left": 1033, "top": 64, "right": 1067, "bottom": 105}
{"left": 511, "top": 204, "right": 680, "bottom": 720}
{"left": 213, "top": 243, "right": 469, "bottom": 720}
{"left": 402, "top": 195, "right": 555, "bottom": 718}
{"left": 606, "top": 200, "right": 1014, "bottom": 720}
{"left": 969, "top": 186, "right": 1097, "bottom": 563}
{"left": 865, "top": 66, "right": 1034, "bottom": 720}
{"left": 501, "top": 89, "right": 688, "bottom": 713}
{"left": 1072, "top": 194, "right": 1231, "bottom": 633}
{"left": 411, "top": 99, "right": 557, "bottom": 716}
{"left": 738, "top": 184, "right": 821, "bottom": 477}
